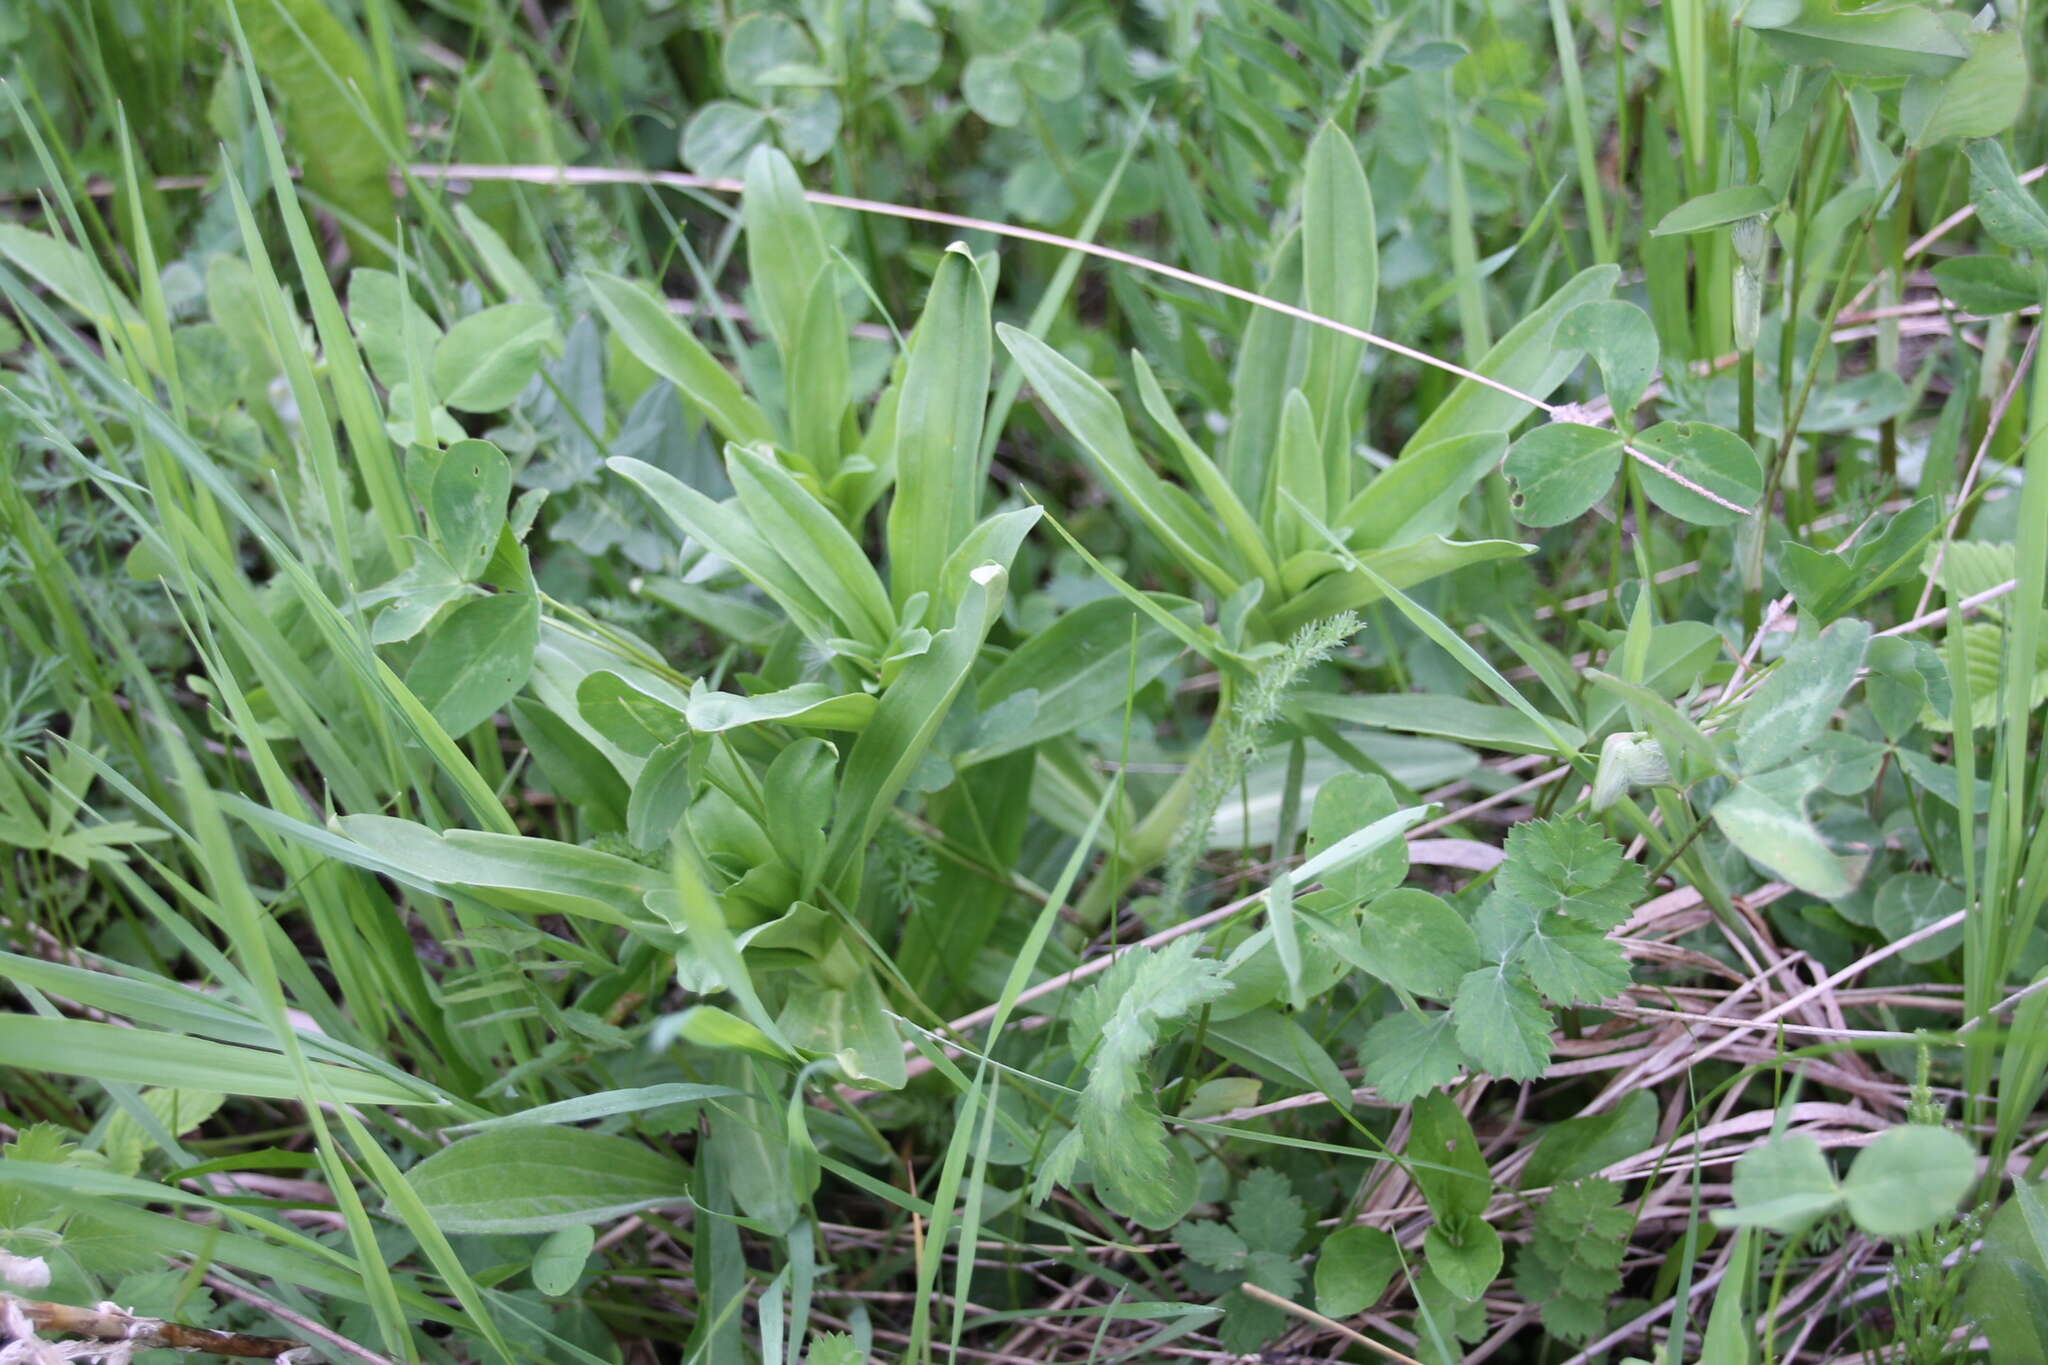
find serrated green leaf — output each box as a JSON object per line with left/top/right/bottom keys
{"left": 1346, "top": 889, "right": 1484, "bottom": 997}
{"left": 1452, "top": 966, "right": 1553, "bottom": 1081}
{"left": 1179, "top": 1218, "right": 1249, "bottom": 1272}
{"left": 1232, "top": 1168, "right": 1307, "bottom": 1255}
{"left": 1361, "top": 1010, "right": 1465, "bottom": 1103}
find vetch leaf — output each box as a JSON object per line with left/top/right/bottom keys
{"left": 401, "top": 1127, "right": 689, "bottom": 1233}
{"left": 1904, "top": 29, "right": 2027, "bottom": 146}
{"left": 1712, "top": 776, "right": 1857, "bottom": 899}
{"left": 1966, "top": 140, "right": 2048, "bottom": 252}
{"left": 1749, "top": 0, "right": 1970, "bottom": 78}
{"left": 1931, "top": 256, "right": 2038, "bottom": 315}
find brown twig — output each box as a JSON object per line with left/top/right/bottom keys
{"left": 3, "top": 1292, "right": 304, "bottom": 1360}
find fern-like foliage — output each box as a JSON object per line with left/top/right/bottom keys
{"left": 1159, "top": 610, "right": 1360, "bottom": 912}
{"left": 1360, "top": 814, "right": 1644, "bottom": 1097}
{"left": 1034, "top": 937, "right": 1231, "bottom": 1227}
{"left": 1512, "top": 1176, "right": 1632, "bottom": 1344}
{"left": 1177, "top": 1168, "right": 1307, "bottom": 1353}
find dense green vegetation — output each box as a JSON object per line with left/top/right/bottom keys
{"left": 2, "top": 2, "right": 2047, "bottom": 1362}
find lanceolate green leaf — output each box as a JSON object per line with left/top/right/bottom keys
{"left": 1401, "top": 265, "right": 1619, "bottom": 454}
{"left": 888, "top": 245, "right": 992, "bottom": 610}
{"left": 728, "top": 445, "right": 895, "bottom": 647}
{"left": 970, "top": 595, "right": 1199, "bottom": 763}
{"left": 1130, "top": 351, "right": 1281, "bottom": 593}
{"left": 1650, "top": 185, "right": 1777, "bottom": 236}
{"left": 402, "top": 1127, "right": 690, "bottom": 1233}
{"left": 741, "top": 145, "right": 831, "bottom": 357}
{"left": 234, "top": 0, "right": 399, "bottom": 263}
{"left": 999, "top": 324, "right": 1237, "bottom": 598}
{"left": 1748, "top": 0, "right": 1970, "bottom": 79}
{"left": 609, "top": 456, "right": 838, "bottom": 645}
{"left": 1343, "top": 431, "right": 1507, "bottom": 551}
{"left": 587, "top": 272, "right": 775, "bottom": 447}
{"left": 1300, "top": 121, "right": 1376, "bottom": 505}
{"left": 825, "top": 563, "right": 1010, "bottom": 892}
{"left": 0, "top": 1017, "right": 439, "bottom": 1106}
{"left": 1270, "top": 537, "right": 1534, "bottom": 636}
{"left": 333, "top": 815, "right": 665, "bottom": 928}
